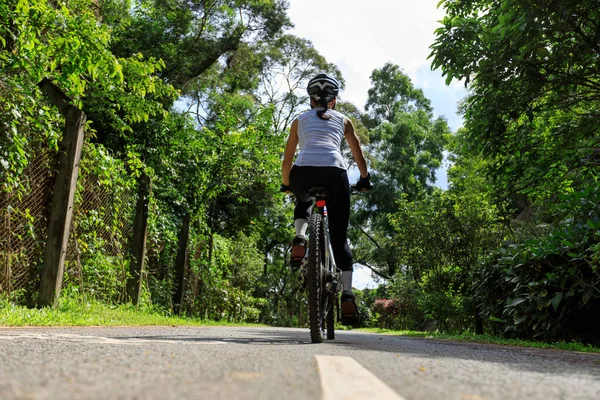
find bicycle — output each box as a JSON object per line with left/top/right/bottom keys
{"left": 297, "top": 185, "right": 360, "bottom": 343}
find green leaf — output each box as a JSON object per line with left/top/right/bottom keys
{"left": 514, "top": 315, "right": 527, "bottom": 324}
{"left": 551, "top": 292, "right": 563, "bottom": 311}
{"left": 507, "top": 297, "right": 527, "bottom": 307}
{"left": 16, "top": 0, "right": 30, "bottom": 14}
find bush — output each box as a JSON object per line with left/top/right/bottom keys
{"left": 475, "top": 212, "right": 600, "bottom": 344}
{"left": 371, "top": 299, "right": 401, "bottom": 329}
{"left": 381, "top": 275, "right": 426, "bottom": 330}
{"left": 416, "top": 289, "right": 470, "bottom": 332}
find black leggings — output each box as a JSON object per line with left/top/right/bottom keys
{"left": 289, "top": 166, "right": 353, "bottom": 272}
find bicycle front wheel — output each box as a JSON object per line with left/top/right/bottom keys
{"left": 326, "top": 292, "right": 336, "bottom": 340}
{"left": 307, "top": 213, "right": 324, "bottom": 343}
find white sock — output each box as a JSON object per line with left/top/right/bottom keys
{"left": 295, "top": 219, "right": 308, "bottom": 237}
{"left": 341, "top": 270, "right": 353, "bottom": 292}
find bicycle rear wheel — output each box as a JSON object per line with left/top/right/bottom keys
{"left": 307, "top": 213, "right": 324, "bottom": 343}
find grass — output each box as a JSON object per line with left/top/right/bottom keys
{"left": 356, "top": 327, "right": 600, "bottom": 353}
{"left": 0, "top": 296, "right": 264, "bottom": 328}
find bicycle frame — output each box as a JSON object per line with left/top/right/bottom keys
{"left": 294, "top": 185, "right": 359, "bottom": 342}
{"left": 301, "top": 190, "right": 341, "bottom": 342}
{"left": 315, "top": 199, "right": 340, "bottom": 292}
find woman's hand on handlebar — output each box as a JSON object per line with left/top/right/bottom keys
{"left": 354, "top": 172, "right": 373, "bottom": 192}
{"left": 280, "top": 183, "right": 292, "bottom": 193}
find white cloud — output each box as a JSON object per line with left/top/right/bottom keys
{"left": 352, "top": 265, "right": 379, "bottom": 290}
{"left": 287, "top": 0, "right": 466, "bottom": 125}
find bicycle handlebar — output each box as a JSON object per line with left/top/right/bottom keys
{"left": 281, "top": 184, "right": 371, "bottom": 196}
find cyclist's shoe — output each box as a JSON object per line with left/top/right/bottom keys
{"left": 290, "top": 235, "right": 306, "bottom": 268}
{"left": 340, "top": 289, "right": 359, "bottom": 326}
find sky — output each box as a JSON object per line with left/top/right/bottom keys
{"left": 286, "top": 0, "right": 468, "bottom": 289}
{"left": 287, "top": 0, "right": 467, "bottom": 132}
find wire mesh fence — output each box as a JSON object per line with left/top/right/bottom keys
{"left": 62, "top": 148, "right": 136, "bottom": 302}
{"left": 0, "top": 143, "right": 136, "bottom": 301}
{"left": 1, "top": 140, "right": 249, "bottom": 315}
{"left": 0, "top": 149, "right": 55, "bottom": 297}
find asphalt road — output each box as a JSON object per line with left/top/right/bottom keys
{"left": 1, "top": 326, "right": 599, "bottom": 400}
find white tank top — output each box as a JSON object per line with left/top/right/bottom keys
{"left": 294, "top": 108, "right": 348, "bottom": 169}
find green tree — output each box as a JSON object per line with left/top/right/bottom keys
{"left": 181, "top": 34, "right": 344, "bottom": 135}
{"left": 429, "top": 0, "right": 600, "bottom": 195}
{"left": 1, "top": 0, "right": 174, "bottom": 194}
{"left": 102, "top": 0, "right": 291, "bottom": 90}
{"left": 351, "top": 63, "right": 449, "bottom": 277}
{"left": 365, "top": 62, "right": 432, "bottom": 125}
{"left": 429, "top": 0, "right": 600, "bottom": 342}
{"left": 255, "top": 34, "right": 344, "bottom": 133}
{"left": 87, "top": 0, "right": 290, "bottom": 155}
{"left": 370, "top": 128, "right": 504, "bottom": 333}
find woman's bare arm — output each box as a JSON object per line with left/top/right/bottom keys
{"left": 282, "top": 119, "right": 299, "bottom": 186}
{"left": 344, "top": 118, "right": 369, "bottom": 178}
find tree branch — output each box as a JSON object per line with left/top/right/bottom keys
{"left": 354, "top": 260, "right": 392, "bottom": 280}
{"left": 354, "top": 224, "right": 382, "bottom": 249}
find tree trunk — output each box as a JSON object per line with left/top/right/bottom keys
{"left": 126, "top": 173, "right": 151, "bottom": 305}
{"left": 475, "top": 304, "right": 484, "bottom": 335}
{"left": 173, "top": 213, "right": 190, "bottom": 315}
{"left": 208, "top": 230, "right": 214, "bottom": 267}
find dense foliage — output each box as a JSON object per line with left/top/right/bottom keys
{"left": 424, "top": 0, "right": 600, "bottom": 343}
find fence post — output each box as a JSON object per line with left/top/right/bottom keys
{"left": 2, "top": 206, "right": 12, "bottom": 295}
{"left": 126, "top": 172, "right": 151, "bottom": 304}
{"left": 173, "top": 213, "right": 190, "bottom": 315}
{"left": 37, "top": 79, "right": 85, "bottom": 307}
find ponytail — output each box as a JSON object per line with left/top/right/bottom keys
{"left": 316, "top": 98, "right": 332, "bottom": 120}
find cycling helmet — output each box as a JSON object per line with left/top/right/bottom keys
{"left": 306, "top": 74, "right": 339, "bottom": 103}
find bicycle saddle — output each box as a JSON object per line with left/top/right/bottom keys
{"left": 307, "top": 186, "right": 329, "bottom": 199}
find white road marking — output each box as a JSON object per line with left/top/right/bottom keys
{"left": 316, "top": 355, "right": 406, "bottom": 400}
{"left": 0, "top": 332, "right": 227, "bottom": 345}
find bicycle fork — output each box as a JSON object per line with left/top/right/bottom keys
{"left": 320, "top": 204, "right": 342, "bottom": 321}
{"left": 298, "top": 201, "right": 342, "bottom": 322}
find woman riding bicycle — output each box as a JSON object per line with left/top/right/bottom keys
{"left": 281, "top": 73, "right": 373, "bottom": 322}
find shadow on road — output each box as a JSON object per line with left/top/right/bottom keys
{"left": 120, "top": 326, "right": 600, "bottom": 378}
{"left": 4, "top": 325, "right": 599, "bottom": 379}
{"left": 122, "top": 328, "right": 322, "bottom": 346}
